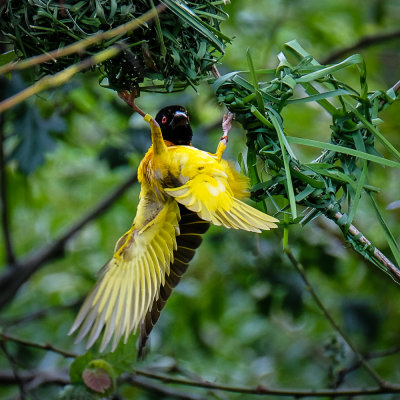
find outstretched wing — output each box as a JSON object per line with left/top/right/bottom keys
{"left": 165, "top": 165, "right": 279, "bottom": 232}
{"left": 69, "top": 192, "right": 180, "bottom": 352}
{"left": 137, "top": 204, "right": 210, "bottom": 357}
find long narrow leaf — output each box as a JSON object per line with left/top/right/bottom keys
{"left": 286, "top": 89, "right": 350, "bottom": 105}
{"left": 246, "top": 49, "right": 265, "bottom": 112}
{"left": 368, "top": 193, "right": 400, "bottom": 268}
{"left": 162, "top": 0, "right": 225, "bottom": 52}
{"left": 269, "top": 113, "right": 297, "bottom": 219}
{"left": 287, "top": 137, "right": 400, "bottom": 169}
{"left": 295, "top": 54, "right": 364, "bottom": 83}
{"left": 347, "top": 102, "right": 400, "bottom": 162}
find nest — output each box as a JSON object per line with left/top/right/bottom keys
{"left": 0, "top": 0, "right": 230, "bottom": 92}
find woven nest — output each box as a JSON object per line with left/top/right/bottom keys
{"left": 0, "top": 0, "right": 230, "bottom": 92}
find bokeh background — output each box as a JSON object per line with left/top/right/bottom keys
{"left": 1, "top": 0, "right": 400, "bottom": 398}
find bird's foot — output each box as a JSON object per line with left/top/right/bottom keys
{"left": 220, "top": 112, "right": 234, "bottom": 143}
{"left": 118, "top": 88, "right": 146, "bottom": 117}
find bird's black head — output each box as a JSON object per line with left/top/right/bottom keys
{"left": 155, "top": 105, "right": 193, "bottom": 145}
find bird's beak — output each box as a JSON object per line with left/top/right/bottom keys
{"left": 170, "top": 111, "right": 189, "bottom": 129}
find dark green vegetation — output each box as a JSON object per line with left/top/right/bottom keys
{"left": 1, "top": 0, "right": 400, "bottom": 399}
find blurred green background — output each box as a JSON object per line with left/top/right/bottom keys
{"left": 1, "top": 0, "right": 400, "bottom": 399}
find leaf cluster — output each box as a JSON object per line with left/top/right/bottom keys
{"left": 214, "top": 41, "right": 400, "bottom": 281}
{"left": 0, "top": 0, "right": 230, "bottom": 92}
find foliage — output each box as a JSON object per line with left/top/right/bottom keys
{"left": 214, "top": 41, "right": 400, "bottom": 280}
{"left": 0, "top": 0, "right": 230, "bottom": 92}
{"left": 0, "top": 0, "right": 400, "bottom": 399}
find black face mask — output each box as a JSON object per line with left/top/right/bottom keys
{"left": 155, "top": 106, "right": 193, "bottom": 145}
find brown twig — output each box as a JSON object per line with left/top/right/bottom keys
{"left": 133, "top": 369, "right": 400, "bottom": 397}
{"left": 322, "top": 29, "right": 400, "bottom": 64}
{"left": 122, "top": 374, "right": 208, "bottom": 400}
{"left": 335, "top": 345, "right": 400, "bottom": 387}
{"left": 0, "top": 4, "right": 166, "bottom": 76}
{"left": 0, "top": 114, "right": 15, "bottom": 266}
{"left": 0, "top": 332, "right": 77, "bottom": 358}
{"left": 0, "top": 44, "right": 126, "bottom": 113}
{"left": 284, "top": 247, "right": 388, "bottom": 388}
{"left": 118, "top": 89, "right": 147, "bottom": 116}
{"left": 0, "top": 298, "right": 82, "bottom": 328}
{"left": 0, "top": 172, "right": 137, "bottom": 311}
{"left": 0, "top": 368, "right": 69, "bottom": 389}
{"left": 0, "top": 341, "right": 27, "bottom": 399}
{"left": 332, "top": 211, "right": 400, "bottom": 284}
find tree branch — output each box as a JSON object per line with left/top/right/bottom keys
{"left": 0, "top": 114, "right": 15, "bottom": 266}
{"left": 122, "top": 374, "right": 208, "bottom": 400}
{"left": 0, "top": 369, "right": 69, "bottom": 389}
{"left": 0, "top": 298, "right": 82, "bottom": 328}
{"left": 0, "top": 4, "right": 166, "bottom": 76}
{"left": 0, "top": 341, "right": 27, "bottom": 399}
{"left": 331, "top": 211, "right": 400, "bottom": 284}
{"left": 322, "top": 29, "right": 400, "bottom": 64}
{"left": 0, "top": 333, "right": 77, "bottom": 358}
{"left": 2, "top": 331, "right": 400, "bottom": 398}
{"left": 0, "top": 172, "right": 137, "bottom": 311}
{"left": 284, "top": 247, "right": 388, "bottom": 388}
{"left": 335, "top": 345, "right": 400, "bottom": 387}
{"left": 0, "top": 44, "right": 126, "bottom": 113}
{"left": 133, "top": 369, "right": 400, "bottom": 397}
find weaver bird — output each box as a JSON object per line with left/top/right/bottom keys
{"left": 69, "top": 94, "right": 279, "bottom": 355}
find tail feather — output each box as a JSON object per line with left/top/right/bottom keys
{"left": 138, "top": 205, "right": 210, "bottom": 357}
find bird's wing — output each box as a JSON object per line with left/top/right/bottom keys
{"left": 69, "top": 192, "right": 180, "bottom": 352}
{"left": 137, "top": 204, "right": 210, "bottom": 357}
{"left": 165, "top": 156, "right": 279, "bottom": 232}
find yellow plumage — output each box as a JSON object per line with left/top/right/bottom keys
{"left": 69, "top": 112, "right": 279, "bottom": 353}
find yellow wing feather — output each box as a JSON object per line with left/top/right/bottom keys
{"left": 68, "top": 195, "right": 180, "bottom": 352}
{"left": 164, "top": 146, "right": 279, "bottom": 232}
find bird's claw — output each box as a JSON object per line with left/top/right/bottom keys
{"left": 221, "top": 112, "right": 234, "bottom": 142}
{"left": 118, "top": 88, "right": 146, "bottom": 117}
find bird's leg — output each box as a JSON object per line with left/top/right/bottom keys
{"left": 118, "top": 88, "right": 146, "bottom": 117}
{"left": 215, "top": 112, "right": 234, "bottom": 161}
{"left": 118, "top": 88, "right": 165, "bottom": 152}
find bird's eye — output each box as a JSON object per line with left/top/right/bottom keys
{"left": 162, "top": 116, "right": 167, "bottom": 124}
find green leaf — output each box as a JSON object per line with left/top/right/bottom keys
{"left": 9, "top": 108, "right": 66, "bottom": 174}
{"left": 347, "top": 103, "right": 400, "bottom": 162}
{"left": 0, "top": 50, "right": 16, "bottom": 67}
{"left": 161, "top": 0, "right": 225, "bottom": 52}
{"left": 295, "top": 54, "right": 364, "bottom": 83}
{"left": 287, "top": 136, "right": 400, "bottom": 169}
{"left": 269, "top": 113, "right": 297, "bottom": 219}
{"left": 70, "top": 352, "right": 95, "bottom": 383}
{"left": 246, "top": 49, "right": 264, "bottom": 112}
{"left": 368, "top": 193, "right": 400, "bottom": 269}
{"left": 286, "top": 89, "right": 350, "bottom": 105}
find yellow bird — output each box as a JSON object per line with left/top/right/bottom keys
{"left": 69, "top": 95, "right": 279, "bottom": 355}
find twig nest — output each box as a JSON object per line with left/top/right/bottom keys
{"left": 0, "top": 0, "right": 230, "bottom": 93}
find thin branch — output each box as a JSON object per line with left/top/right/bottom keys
{"left": 2, "top": 333, "right": 400, "bottom": 399}
{"left": 0, "top": 44, "right": 125, "bottom": 113}
{"left": 284, "top": 247, "right": 388, "bottom": 388}
{"left": 0, "top": 341, "right": 27, "bottom": 399}
{"left": 0, "top": 4, "right": 166, "bottom": 76}
{"left": 0, "top": 332, "right": 77, "bottom": 358}
{"left": 0, "top": 113, "right": 16, "bottom": 266}
{"left": 0, "top": 172, "right": 137, "bottom": 311}
{"left": 336, "top": 345, "right": 400, "bottom": 387}
{"left": 0, "top": 5, "right": 168, "bottom": 113}
{"left": 133, "top": 369, "right": 400, "bottom": 397}
{"left": 122, "top": 374, "right": 208, "bottom": 400}
{"left": 0, "top": 369, "right": 69, "bottom": 389}
{"left": 0, "top": 298, "right": 82, "bottom": 328}
{"left": 392, "top": 79, "right": 400, "bottom": 95}
{"left": 322, "top": 29, "right": 400, "bottom": 64}
{"left": 332, "top": 211, "right": 400, "bottom": 284}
